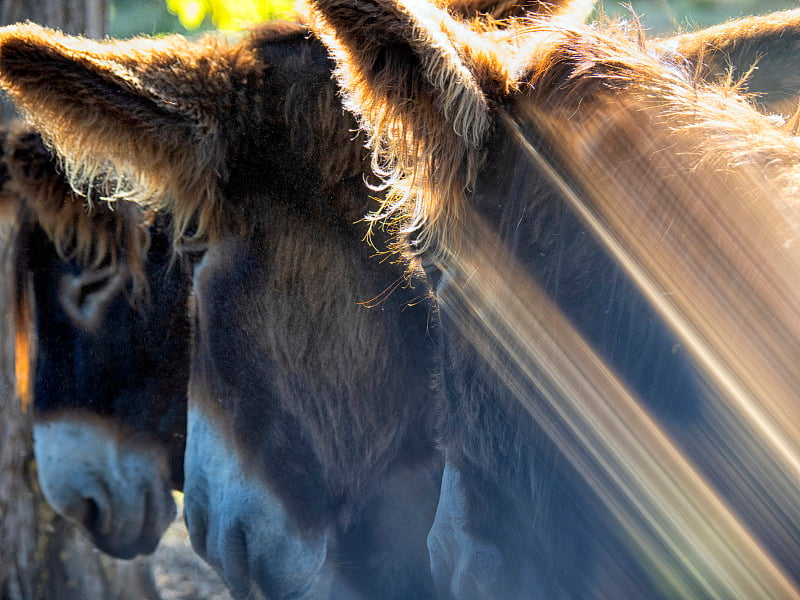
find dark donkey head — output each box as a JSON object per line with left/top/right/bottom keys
{"left": 306, "top": 2, "right": 800, "bottom": 599}
{"left": 2, "top": 122, "right": 191, "bottom": 559}
{"left": 0, "top": 22, "right": 443, "bottom": 599}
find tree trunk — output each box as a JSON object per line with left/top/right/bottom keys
{"left": 0, "top": 0, "right": 108, "bottom": 120}
{"left": 0, "top": 0, "right": 107, "bottom": 36}
{"left": 0, "top": 2, "right": 161, "bottom": 599}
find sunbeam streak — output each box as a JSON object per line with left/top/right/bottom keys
{"left": 427, "top": 91, "right": 800, "bottom": 596}
{"left": 435, "top": 209, "right": 799, "bottom": 598}
{"left": 503, "top": 105, "right": 800, "bottom": 482}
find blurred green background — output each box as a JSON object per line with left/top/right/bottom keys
{"left": 600, "top": 0, "right": 800, "bottom": 34}
{"left": 109, "top": 0, "right": 800, "bottom": 37}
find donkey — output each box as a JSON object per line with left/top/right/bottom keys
{"left": 2, "top": 111, "right": 440, "bottom": 598}
{"left": 305, "top": 1, "right": 800, "bottom": 598}
{"left": 0, "top": 22, "right": 450, "bottom": 600}
{"left": 1, "top": 121, "right": 191, "bottom": 560}
{"left": 2, "top": 6, "right": 799, "bottom": 598}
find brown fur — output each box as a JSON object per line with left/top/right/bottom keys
{"left": 0, "top": 23, "right": 447, "bottom": 596}
{"left": 306, "top": 2, "right": 800, "bottom": 595}
{"left": 306, "top": 0, "right": 505, "bottom": 257}
{"left": 0, "top": 7, "right": 587, "bottom": 250}
{"left": 3, "top": 121, "right": 151, "bottom": 294}
{"left": 0, "top": 18, "right": 438, "bottom": 512}
{"left": 191, "top": 201, "right": 432, "bottom": 500}
{"left": 0, "top": 26, "right": 233, "bottom": 244}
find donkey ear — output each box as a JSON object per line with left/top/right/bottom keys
{"left": 660, "top": 9, "right": 800, "bottom": 114}
{"left": 0, "top": 23, "right": 229, "bottom": 213}
{"left": 305, "top": 0, "right": 504, "bottom": 147}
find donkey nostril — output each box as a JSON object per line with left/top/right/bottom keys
{"left": 83, "top": 497, "right": 102, "bottom": 534}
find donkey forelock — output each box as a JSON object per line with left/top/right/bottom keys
{"left": 4, "top": 122, "right": 153, "bottom": 297}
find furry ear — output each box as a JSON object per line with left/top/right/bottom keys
{"left": 304, "top": 0, "right": 515, "bottom": 249}
{"left": 0, "top": 23, "right": 242, "bottom": 235}
{"left": 660, "top": 9, "right": 800, "bottom": 114}
{"left": 305, "top": 0, "right": 500, "bottom": 147}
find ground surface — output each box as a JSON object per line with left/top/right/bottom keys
{"left": 151, "top": 498, "right": 232, "bottom": 600}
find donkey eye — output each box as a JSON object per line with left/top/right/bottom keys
{"left": 59, "top": 265, "right": 127, "bottom": 334}
{"left": 175, "top": 237, "right": 208, "bottom": 264}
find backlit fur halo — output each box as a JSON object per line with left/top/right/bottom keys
{"left": 0, "top": 22, "right": 374, "bottom": 248}
{"left": 306, "top": 0, "right": 513, "bottom": 258}
{"left": 304, "top": 0, "right": 599, "bottom": 262}
{"left": 514, "top": 20, "right": 800, "bottom": 209}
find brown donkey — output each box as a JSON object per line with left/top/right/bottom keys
{"left": 1, "top": 122, "right": 189, "bottom": 560}
{"left": 0, "top": 22, "right": 448, "bottom": 600}
{"left": 0, "top": 2, "right": 598, "bottom": 594}
{"left": 2, "top": 5, "right": 800, "bottom": 598}
{"left": 306, "top": 1, "right": 800, "bottom": 598}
